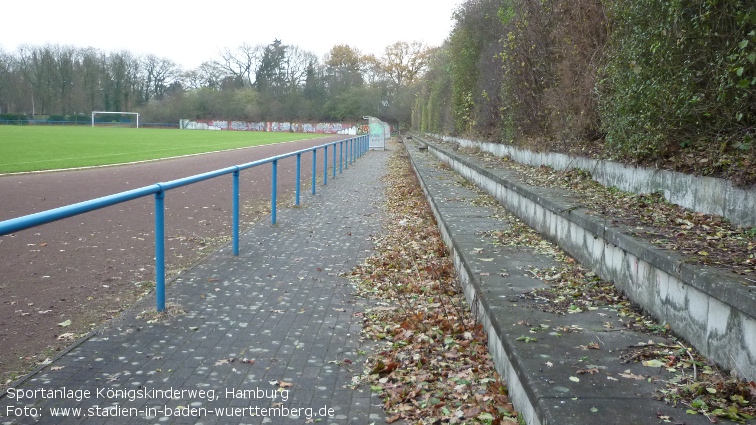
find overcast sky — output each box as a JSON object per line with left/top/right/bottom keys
{"left": 0, "top": 0, "right": 461, "bottom": 69}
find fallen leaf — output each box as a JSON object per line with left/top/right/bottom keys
{"left": 642, "top": 359, "right": 665, "bottom": 368}
{"left": 619, "top": 372, "right": 645, "bottom": 380}
{"left": 57, "top": 332, "right": 75, "bottom": 341}
{"left": 57, "top": 319, "right": 72, "bottom": 327}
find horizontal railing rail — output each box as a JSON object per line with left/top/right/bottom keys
{"left": 0, "top": 135, "right": 370, "bottom": 311}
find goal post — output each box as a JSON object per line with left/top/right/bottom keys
{"left": 91, "top": 111, "right": 140, "bottom": 128}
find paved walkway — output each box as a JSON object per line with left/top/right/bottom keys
{"left": 0, "top": 149, "right": 390, "bottom": 424}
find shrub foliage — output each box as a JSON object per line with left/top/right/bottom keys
{"left": 600, "top": 0, "right": 755, "bottom": 160}
{"left": 413, "top": 0, "right": 756, "bottom": 184}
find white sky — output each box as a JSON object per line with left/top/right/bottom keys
{"left": 0, "top": 0, "right": 461, "bottom": 70}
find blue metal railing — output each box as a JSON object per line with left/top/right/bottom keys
{"left": 0, "top": 135, "right": 370, "bottom": 311}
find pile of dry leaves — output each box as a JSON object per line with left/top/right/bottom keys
{"left": 349, "top": 144, "right": 518, "bottom": 424}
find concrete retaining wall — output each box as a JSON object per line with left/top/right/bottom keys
{"left": 431, "top": 134, "right": 756, "bottom": 228}
{"left": 424, "top": 141, "right": 756, "bottom": 382}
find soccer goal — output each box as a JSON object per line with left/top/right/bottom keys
{"left": 91, "top": 111, "right": 140, "bottom": 128}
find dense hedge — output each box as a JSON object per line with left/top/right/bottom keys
{"left": 413, "top": 0, "right": 756, "bottom": 184}
{"left": 600, "top": 0, "right": 755, "bottom": 161}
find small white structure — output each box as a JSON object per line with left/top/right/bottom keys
{"left": 365, "top": 116, "right": 388, "bottom": 150}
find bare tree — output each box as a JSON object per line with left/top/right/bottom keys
{"left": 77, "top": 47, "right": 105, "bottom": 112}
{"left": 103, "top": 51, "right": 140, "bottom": 111}
{"left": 283, "top": 45, "right": 317, "bottom": 90}
{"left": 184, "top": 61, "right": 224, "bottom": 90}
{"left": 50, "top": 45, "right": 77, "bottom": 114}
{"left": 140, "top": 54, "right": 182, "bottom": 103}
{"left": 0, "top": 48, "right": 21, "bottom": 114}
{"left": 215, "top": 43, "right": 262, "bottom": 87}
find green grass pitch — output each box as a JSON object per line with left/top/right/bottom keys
{"left": 0, "top": 126, "right": 326, "bottom": 173}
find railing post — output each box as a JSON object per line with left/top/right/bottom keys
{"left": 154, "top": 187, "right": 166, "bottom": 312}
{"left": 271, "top": 159, "right": 278, "bottom": 224}
{"left": 312, "top": 149, "right": 317, "bottom": 195}
{"left": 332, "top": 142, "right": 336, "bottom": 178}
{"left": 339, "top": 141, "right": 343, "bottom": 174}
{"left": 324, "top": 145, "right": 328, "bottom": 186}
{"left": 345, "top": 140, "right": 349, "bottom": 170}
{"left": 295, "top": 153, "right": 301, "bottom": 206}
{"left": 233, "top": 169, "right": 240, "bottom": 256}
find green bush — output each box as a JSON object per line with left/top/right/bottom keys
{"left": 0, "top": 113, "right": 29, "bottom": 124}
{"left": 68, "top": 114, "right": 88, "bottom": 123}
{"left": 599, "top": 0, "right": 755, "bottom": 161}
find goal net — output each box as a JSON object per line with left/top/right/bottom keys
{"left": 91, "top": 111, "right": 140, "bottom": 128}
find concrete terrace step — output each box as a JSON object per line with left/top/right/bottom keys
{"left": 403, "top": 138, "right": 739, "bottom": 425}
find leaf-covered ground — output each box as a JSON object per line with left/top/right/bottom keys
{"left": 455, "top": 144, "right": 756, "bottom": 281}
{"left": 348, "top": 143, "right": 518, "bottom": 424}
